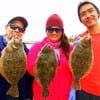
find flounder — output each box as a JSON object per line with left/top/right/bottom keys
{"left": 0, "top": 35, "right": 27, "bottom": 97}
{"left": 35, "top": 45, "right": 57, "bottom": 97}
{"left": 69, "top": 36, "right": 93, "bottom": 90}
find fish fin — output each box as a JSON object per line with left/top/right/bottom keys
{"left": 0, "top": 59, "right": 11, "bottom": 84}
{"left": 72, "top": 80, "right": 81, "bottom": 90}
{"left": 6, "top": 84, "right": 19, "bottom": 97}
{"left": 42, "top": 88, "right": 49, "bottom": 97}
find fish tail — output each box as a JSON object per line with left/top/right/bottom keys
{"left": 42, "top": 88, "right": 49, "bottom": 97}
{"left": 6, "top": 85, "right": 19, "bottom": 97}
{"left": 72, "top": 80, "right": 81, "bottom": 90}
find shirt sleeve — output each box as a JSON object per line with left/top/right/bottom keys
{"left": 27, "top": 43, "right": 41, "bottom": 76}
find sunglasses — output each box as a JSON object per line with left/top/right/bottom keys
{"left": 8, "top": 23, "right": 25, "bottom": 33}
{"left": 46, "top": 28, "right": 63, "bottom": 33}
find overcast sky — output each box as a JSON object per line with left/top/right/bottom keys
{"left": 0, "top": 0, "right": 100, "bottom": 42}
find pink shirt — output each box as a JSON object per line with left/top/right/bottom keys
{"left": 27, "top": 38, "right": 73, "bottom": 100}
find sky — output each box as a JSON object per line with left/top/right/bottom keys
{"left": 0, "top": 0, "right": 100, "bottom": 42}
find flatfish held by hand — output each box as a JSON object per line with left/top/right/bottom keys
{"left": 0, "top": 36, "right": 27, "bottom": 97}
{"left": 69, "top": 36, "right": 93, "bottom": 90}
{"left": 35, "top": 45, "right": 57, "bottom": 97}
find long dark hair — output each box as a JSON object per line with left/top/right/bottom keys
{"left": 60, "top": 33, "right": 70, "bottom": 59}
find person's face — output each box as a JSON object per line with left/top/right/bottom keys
{"left": 5, "top": 20, "right": 25, "bottom": 40}
{"left": 46, "top": 26, "right": 63, "bottom": 43}
{"left": 79, "top": 4, "right": 99, "bottom": 28}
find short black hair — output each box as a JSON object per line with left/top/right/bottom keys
{"left": 8, "top": 16, "right": 28, "bottom": 29}
{"left": 78, "top": 1, "right": 100, "bottom": 22}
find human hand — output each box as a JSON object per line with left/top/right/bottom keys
{"left": 12, "top": 31, "right": 23, "bottom": 40}
{"left": 68, "top": 88, "right": 76, "bottom": 100}
{"left": 15, "top": 31, "right": 23, "bottom": 39}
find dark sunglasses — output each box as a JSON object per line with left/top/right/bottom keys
{"left": 8, "top": 23, "right": 25, "bottom": 33}
{"left": 46, "top": 28, "right": 63, "bottom": 33}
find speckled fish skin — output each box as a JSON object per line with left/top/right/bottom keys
{"left": 35, "top": 45, "right": 57, "bottom": 97}
{"left": 0, "top": 36, "right": 27, "bottom": 97}
{"left": 69, "top": 36, "right": 93, "bottom": 90}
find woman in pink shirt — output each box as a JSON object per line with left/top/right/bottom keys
{"left": 27, "top": 14, "right": 73, "bottom": 100}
